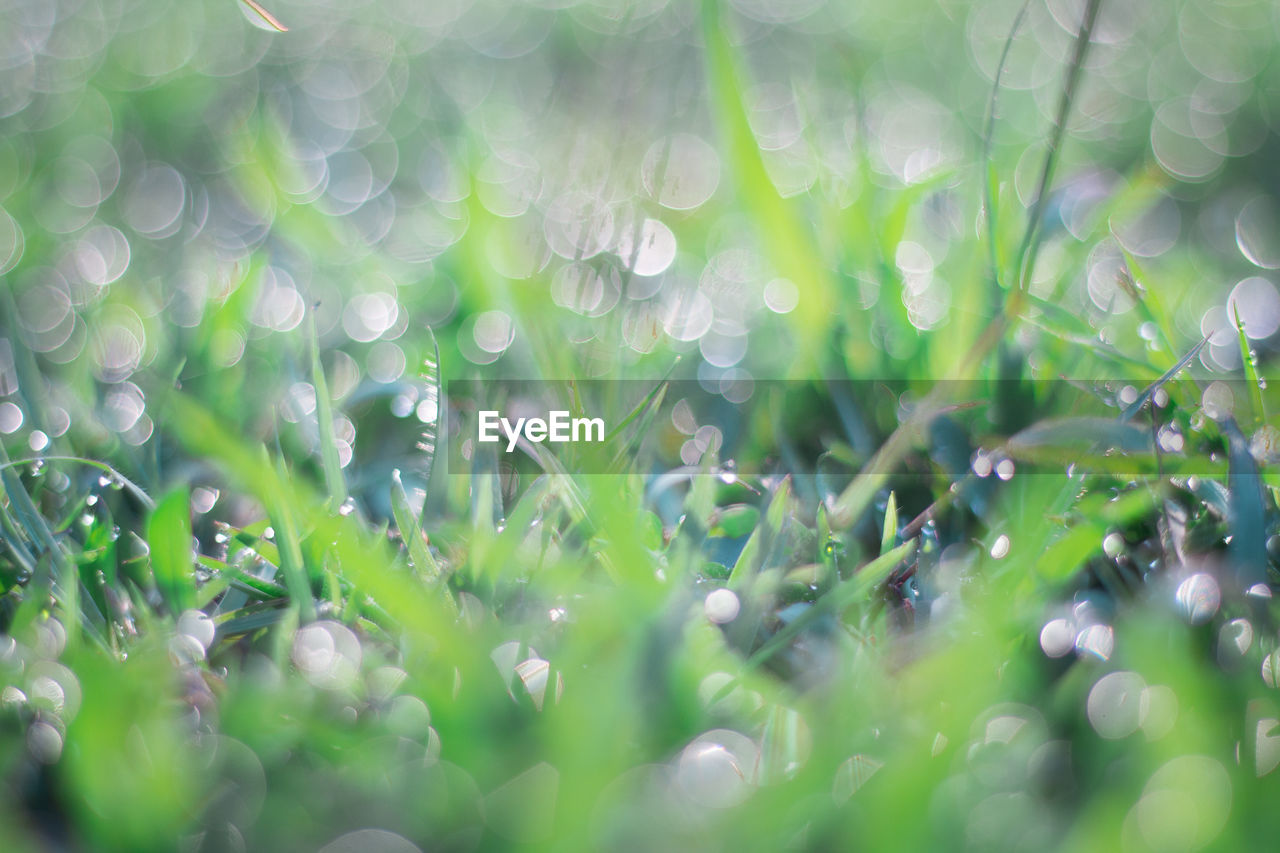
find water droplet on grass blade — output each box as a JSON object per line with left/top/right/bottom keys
{"left": 0, "top": 401, "right": 22, "bottom": 433}
{"left": 25, "top": 661, "right": 80, "bottom": 720}
{"left": 763, "top": 278, "right": 799, "bottom": 314}
{"left": 178, "top": 610, "right": 216, "bottom": 652}
{"left": 293, "top": 622, "right": 362, "bottom": 691}
{"left": 1237, "top": 197, "right": 1280, "bottom": 269}
{"left": 704, "top": 588, "right": 740, "bottom": 624}
{"left": 675, "top": 730, "right": 757, "bottom": 809}
{"left": 1251, "top": 426, "right": 1280, "bottom": 464}
{"left": 642, "top": 134, "right": 720, "bottom": 211}
{"left": 1228, "top": 276, "right": 1280, "bottom": 339}
{"left": 1175, "top": 573, "right": 1220, "bottom": 624}
{"left": 1218, "top": 619, "right": 1253, "bottom": 660}
{"left": 1201, "top": 381, "right": 1234, "bottom": 421}
{"left": 191, "top": 487, "right": 219, "bottom": 514}
{"left": 1040, "top": 619, "right": 1075, "bottom": 658}
{"left": 28, "top": 676, "right": 65, "bottom": 715}
{"left": 1075, "top": 625, "right": 1115, "bottom": 661}
{"left": 1, "top": 686, "right": 25, "bottom": 709}
{"left": 26, "top": 721, "right": 63, "bottom": 764}
{"left": 1264, "top": 651, "right": 1280, "bottom": 688}
{"left": 1087, "top": 671, "right": 1146, "bottom": 739}
{"left": 170, "top": 633, "right": 206, "bottom": 666}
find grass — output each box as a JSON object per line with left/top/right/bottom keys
{"left": 4, "top": 0, "right": 1280, "bottom": 850}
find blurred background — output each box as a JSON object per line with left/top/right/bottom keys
{"left": 2, "top": 0, "right": 1280, "bottom": 470}
{"left": 4, "top": 0, "right": 1280, "bottom": 850}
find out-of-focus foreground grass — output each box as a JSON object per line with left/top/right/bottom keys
{"left": 4, "top": 0, "right": 1280, "bottom": 850}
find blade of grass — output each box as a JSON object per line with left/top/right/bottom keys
{"left": 197, "top": 556, "right": 289, "bottom": 600}
{"left": 960, "top": 0, "right": 1103, "bottom": 379}
{"left": 161, "top": 392, "right": 317, "bottom": 621}
{"left": 390, "top": 469, "right": 458, "bottom": 616}
{"left": 1234, "top": 305, "right": 1267, "bottom": 428}
{"left": 729, "top": 476, "right": 791, "bottom": 591}
{"left": 701, "top": 0, "right": 833, "bottom": 368}
{"left": 980, "top": 0, "right": 1032, "bottom": 310}
{"left": 605, "top": 364, "right": 680, "bottom": 445}
{"left": 147, "top": 487, "right": 196, "bottom": 615}
{"left": 0, "top": 456, "right": 154, "bottom": 510}
{"left": 308, "top": 314, "right": 347, "bottom": 514}
{"left": 1013, "top": 0, "right": 1102, "bottom": 294}
{"left": 270, "top": 452, "right": 317, "bottom": 622}
{"left": 880, "top": 491, "right": 898, "bottom": 557}
{"left": 239, "top": 0, "right": 288, "bottom": 32}
{"left": 742, "top": 539, "right": 917, "bottom": 675}
{"left": 1119, "top": 338, "right": 1207, "bottom": 423}
{"left": 607, "top": 382, "right": 669, "bottom": 473}
{"left": 828, "top": 396, "right": 957, "bottom": 529}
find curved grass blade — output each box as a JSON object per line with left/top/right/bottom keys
{"left": 0, "top": 457, "right": 154, "bottom": 511}
{"left": 239, "top": 0, "right": 288, "bottom": 32}
{"left": 1119, "top": 337, "right": 1207, "bottom": 423}
{"left": 1013, "top": 0, "right": 1102, "bottom": 293}
{"left": 1010, "top": 417, "right": 1152, "bottom": 454}
{"left": 605, "top": 359, "right": 680, "bottom": 444}
{"left": 980, "top": 0, "right": 1032, "bottom": 303}
{"left": 607, "top": 382, "right": 669, "bottom": 473}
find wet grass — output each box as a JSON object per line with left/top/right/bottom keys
{"left": 4, "top": 1, "right": 1280, "bottom": 851}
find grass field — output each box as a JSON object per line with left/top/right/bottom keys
{"left": 4, "top": 0, "right": 1280, "bottom": 850}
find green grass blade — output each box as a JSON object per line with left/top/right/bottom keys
{"left": 270, "top": 452, "right": 317, "bottom": 622}
{"left": 1014, "top": 0, "right": 1102, "bottom": 293}
{"left": 308, "top": 315, "right": 348, "bottom": 513}
{"left": 980, "top": 0, "right": 1032, "bottom": 304}
{"left": 742, "top": 539, "right": 917, "bottom": 674}
{"left": 880, "top": 491, "right": 898, "bottom": 557}
{"left": 390, "top": 469, "right": 456, "bottom": 616}
{"left": 147, "top": 487, "right": 196, "bottom": 615}
{"left": 729, "top": 476, "right": 791, "bottom": 590}
{"left": 238, "top": 0, "right": 289, "bottom": 32}
{"left": 1234, "top": 305, "right": 1267, "bottom": 428}
{"left": 1119, "top": 338, "right": 1207, "bottom": 423}
{"left": 701, "top": 0, "right": 833, "bottom": 367}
